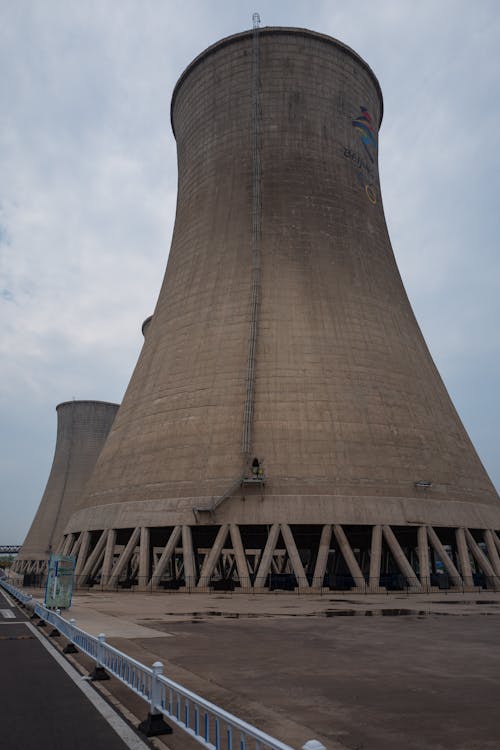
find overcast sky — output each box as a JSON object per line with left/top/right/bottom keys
{"left": 1, "top": 1, "right": 499, "bottom": 545}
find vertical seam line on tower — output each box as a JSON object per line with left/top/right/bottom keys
{"left": 242, "top": 15, "right": 262, "bottom": 457}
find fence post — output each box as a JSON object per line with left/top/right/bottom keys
{"left": 138, "top": 661, "right": 173, "bottom": 737}
{"left": 49, "top": 608, "right": 61, "bottom": 638}
{"left": 90, "top": 633, "right": 110, "bottom": 681}
{"left": 63, "top": 617, "right": 79, "bottom": 654}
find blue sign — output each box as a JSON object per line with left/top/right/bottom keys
{"left": 44, "top": 554, "right": 75, "bottom": 609}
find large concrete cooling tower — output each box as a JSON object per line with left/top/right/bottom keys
{"left": 15, "top": 400, "right": 119, "bottom": 576}
{"left": 63, "top": 26, "right": 500, "bottom": 593}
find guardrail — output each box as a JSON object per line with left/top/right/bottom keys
{"left": 0, "top": 578, "right": 33, "bottom": 605}
{"left": 0, "top": 579, "right": 325, "bottom": 750}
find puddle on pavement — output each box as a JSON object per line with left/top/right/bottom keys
{"left": 325, "top": 609, "right": 428, "bottom": 617}
{"left": 322, "top": 609, "right": 496, "bottom": 617}
{"left": 165, "top": 609, "right": 422, "bottom": 619}
{"left": 149, "top": 607, "right": 499, "bottom": 623}
{"left": 433, "top": 600, "right": 499, "bottom": 605}
{"left": 153, "top": 608, "right": 495, "bottom": 622}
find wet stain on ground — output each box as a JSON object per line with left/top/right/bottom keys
{"left": 434, "top": 599, "right": 499, "bottom": 607}
{"left": 146, "top": 607, "right": 498, "bottom": 624}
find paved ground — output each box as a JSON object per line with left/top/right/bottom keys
{"left": 9, "top": 587, "right": 500, "bottom": 749}
{"left": 114, "top": 608, "right": 500, "bottom": 750}
{"left": 28, "top": 587, "right": 500, "bottom": 635}
{"left": 0, "top": 588, "right": 148, "bottom": 750}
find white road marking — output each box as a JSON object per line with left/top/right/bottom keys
{"left": 0, "top": 589, "right": 18, "bottom": 608}
{"left": 26, "top": 622, "right": 151, "bottom": 750}
{"left": 0, "top": 609, "right": 15, "bottom": 618}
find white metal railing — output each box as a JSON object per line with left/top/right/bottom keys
{"left": 0, "top": 579, "right": 324, "bottom": 750}
{"left": 1, "top": 578, "right": 33, "bottom": 605}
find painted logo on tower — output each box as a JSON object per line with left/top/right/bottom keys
{"left": 352, "top": 106, "right": 377, "bottom": 163}
{"left": 343, "top": 105, "right": 378, "bottom": 204}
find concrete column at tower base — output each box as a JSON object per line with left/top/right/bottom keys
{"left": 56, "top": 520, "right": 500, "bottom": 595}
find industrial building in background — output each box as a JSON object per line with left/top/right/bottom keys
{"left": 14, "top": 400, "right": 119, "bottom": 578}
{"left": 40, "top": 26, "right": 500, "bottom": 592}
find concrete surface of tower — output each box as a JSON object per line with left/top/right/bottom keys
{"left": 63, "top": 27, "right": 500, "bottom": 593}
{"left": 14, "top": 401, "right": 119, "bottom": 578}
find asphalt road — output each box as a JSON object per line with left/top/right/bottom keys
{"left": 0, "top": 589, "right": 145, "bottom": 750}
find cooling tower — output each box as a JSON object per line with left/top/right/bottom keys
{"left": 15, "top": 400, "right": 119, "bottom": 577}
{"left": 63, "top": 27, "right": 500, "bottom": 593}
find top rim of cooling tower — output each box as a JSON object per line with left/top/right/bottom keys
{"left": 170, "top": 26, "right": 384, "bottom": 136}
{"left": 55, "top": 400, "right": 120, "bottom": 411}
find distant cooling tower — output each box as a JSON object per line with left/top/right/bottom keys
{"left": 62, "top": 27, "right": 500, "bottom": 593}
{"left": 15, "top": 400, "right": 119, "bottom": 576}
{"left": 141, "top": 315, "right": 153, "bottom": 337}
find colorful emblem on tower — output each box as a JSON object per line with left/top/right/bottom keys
{"left": 342, "top": 105, "right": 378, "bottom": 203}
{"left": 352, "top": 106, "right": 377, "bottom": 163}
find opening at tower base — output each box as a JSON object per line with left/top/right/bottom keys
{"left": 15, "top": 27, "right": 500, "bottom": 593}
